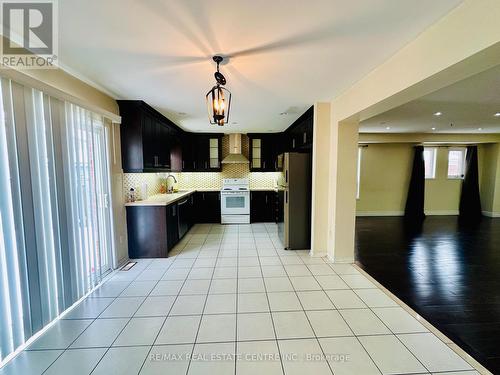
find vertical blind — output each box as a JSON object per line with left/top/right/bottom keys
{"left": 0, "top": 78, "right": 115, "bottom": 363}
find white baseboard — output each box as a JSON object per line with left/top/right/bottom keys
{"left": 424, "top": 210, "right": 459, "bottom": 216}
{"left": 482, "top": 211, "right": 500, "bottom": 217}
{"left": 310, "top": 251, "right": 327, "bottom": 258}
{"left": 356, "top": 211, "right": 404, "bottom": 217}
{"left": 327, "top": 254, "right": 355, "bottom": 264}
{"left": 356, "top": 210, "right": 462, "bottom": 217}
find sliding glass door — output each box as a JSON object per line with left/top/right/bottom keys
{"left": 0, "top": 79, "right": 115, "bottom": 363}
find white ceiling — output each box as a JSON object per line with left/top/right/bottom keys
{"left": 360, "top": 64, "right": 500, "bottom": 134}
{"left": 59, "top": 0, "right": 462, "bottom": 133}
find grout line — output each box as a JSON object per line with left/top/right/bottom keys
{"left": 275, "top": 247, "right": 336, "bottom": 375}
{"left": 254, "top": 226, "right": 286, "bottom": 375}
{"left": 184, "top": 224, "right": 222, "bottom": 375}
{"left": 86, "top": 258, "right": 172, "bottom": 374}
{"left": 353, "top": 263, "right": 492, "bottom": 375}
{"left": 21, "top": 224, "right": 487, "bottom": 375}
{"left": 304, "top": 277, "right": 383, "bottom": 374}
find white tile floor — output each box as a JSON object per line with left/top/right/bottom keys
{"left": 0, "top": 224, "right": 481, "bottom": 375}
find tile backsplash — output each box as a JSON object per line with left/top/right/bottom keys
{"left": 123, "top": 167, "right": 281, "bottom": 201}
{"left": 122, "top": 135, "right": 281, "bottom": 201}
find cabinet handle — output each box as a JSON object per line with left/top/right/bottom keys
{"left": 203, "top": 193, "right": 205, "bottom": 200}
{"left": 263, "top": 161, "right": 266, "bottom": 169}
{"left": 303, "top": 132, "right": 307, "bottom": 144}
{"left": 265, "top": 195, "right": 268, "bottom": 204}
{"left": 205, "top": 161, "right": 208, "bottom": 169}
{"left": 194, "top": 161, "right": 196, "bottom": 169}
{"left": 182, "top": 161, "right": 185, "bottom": 169}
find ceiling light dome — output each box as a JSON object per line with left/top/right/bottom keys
{"left": 206, "top": 55, "right": 232, "bottom": 126}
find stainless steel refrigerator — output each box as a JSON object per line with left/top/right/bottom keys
{"left": 277, "top": 152, "right": 312, "bottom": 250}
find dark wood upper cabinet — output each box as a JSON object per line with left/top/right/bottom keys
{"left": 119, "top": 100, "right": 312, "bottom": 174}
{"left": 182, "top": 133, "right": 223, "bottom": 172}
{"left": 286, "top": 106, "right": 314, "bottom": 151}
{"left": 248, "top": 133, "right": 284, "bottom": 172}
{"left": 119, "top": 100, "right": 183, "bottom": 173}
{"left": 119, "top": 101, "right": 223, "bottom": 173}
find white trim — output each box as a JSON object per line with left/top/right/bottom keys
{"left": 424, "top": 210, "right": 459, "bottom": 215}
{"left": 356, "top": 211, "right": 404, "bottom": 217}
{"left": 356, "top": 210, "right": 463, "bottom": 216}
{"left": 309, "top": 250, "right": 327, "bottom": 258}
{"left": 0, "top": 68, "right": 121, "bottom": 123}
{"left": 327, "top": 254, "right": 355, "bottom": 264}
{"left": 57, "top": 61, "right": 120, "bottom": 100}
{"left": 482, "top": 211, "right": 500, "bottom": 217}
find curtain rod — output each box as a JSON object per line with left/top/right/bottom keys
{"left": 0, "top": 68, "right": 121, "bottom": 123}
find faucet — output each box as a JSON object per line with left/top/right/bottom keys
{"left": 166, "top": 174, "right": 177, "bottom": 193}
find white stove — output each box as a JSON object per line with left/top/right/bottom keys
{"left": 220, "top": 178, "right": 250, "bottom": 224}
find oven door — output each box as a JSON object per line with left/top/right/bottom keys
{"left": 221, "top": 192, "right": 250, "bottom": 215}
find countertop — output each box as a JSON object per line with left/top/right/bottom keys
{"left": 125, "top": 187, "right": 281, "bottom": 207}
{"left": 125, "top": 191, "right": 194, "bottom": 207}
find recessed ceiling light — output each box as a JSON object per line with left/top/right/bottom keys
{"left": 494, "top": 112, "right": 500, "bottom": 117}
{"left": 385, "top": 126, "right": 391, "bottom": 130}
{"left": 478, "top": 127, "right": 483, "bottom": 131}
{"left": 431, "top": 127, "right": 436, "bottom": 130}
{"left": 232, "top": 121, "right": 238, "bottom": 124}
{"left": 434, "top": 112, "right": 442, "bottom": 116}
{"left": 280, "top": 112, "right": 288, "bottom": 116}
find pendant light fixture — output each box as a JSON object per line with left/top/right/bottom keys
{"left": 206, "top": 55, "right": 231, "bottom": 126}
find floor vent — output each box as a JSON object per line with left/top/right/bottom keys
{"left": 121, "top": 262, "right": 137, "bottom": 271}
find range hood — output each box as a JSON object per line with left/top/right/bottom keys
{"left": 221, "top": 134, "right": 249, "bottom": 164}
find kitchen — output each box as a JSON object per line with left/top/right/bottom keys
{"left": 121, "top": 100, "right": 313, "bottom": 258}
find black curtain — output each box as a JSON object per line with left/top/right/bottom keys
{"left": 404, "top": 146, "right": 426, "bottom": 221}
{"left": 459, "top": 146, "right": 482, "bottom": 221}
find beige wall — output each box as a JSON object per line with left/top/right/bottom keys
{"left": 312, "top": 0, "right": 500, "bottom": 262}
{"left": 108, "top": 121, "right": 129, "bottom": 266}
{"left": 356, "top": 142, "right": 500, "bottom": 216}
{"left": 480, "top": 143, "right": 500, "bottom": 214}
{"left": 23, "top": 69, "right": 119, "bottom": 115}
{"left": 356, "top": 144, "right": 412, "bottom": 214}
{"left": 310, "top": 103, "right": 331, "bottom": 255}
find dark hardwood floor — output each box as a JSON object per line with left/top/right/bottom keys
{"left": 355, "top": 216, "right": 500, "bottom": 374}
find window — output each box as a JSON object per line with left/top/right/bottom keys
{"left": 423, "top": 147, "right": 437, "bottom": 179}
{"left": 0, "top": 78, "right": 115, "bottom": 363}
{"left": 447, "top": 148, "right": 466, "bottom": 179}
{"left": 356, "top": 147, "right": 362, "bottom": 199}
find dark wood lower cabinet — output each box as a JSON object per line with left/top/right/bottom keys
{"left": 195, "top": 192, "right": 221, "bottom": 223}
{"left": 251, "top": 191, "right": 277, "bottom": 223}
{"left": 126, "top": 191, "right": 221, "bottom": 258}
{"left": 126, "top": 206, "right": 169, "bottom": 258}
{"left": 166, "top": 204, "right": 179, "bottom": 251}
